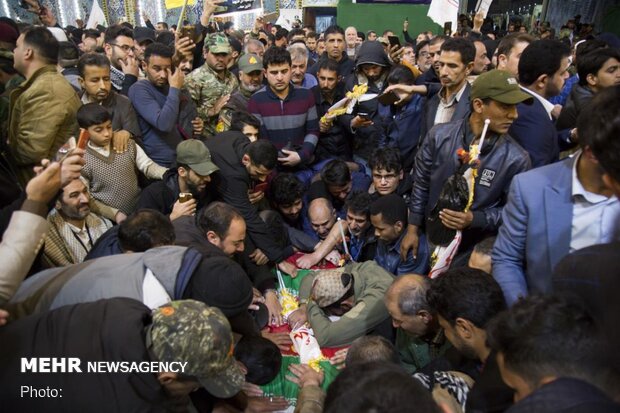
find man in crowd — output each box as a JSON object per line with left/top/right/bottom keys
{"left": 307, "top": 198, "right": 337, "bottom": 242}
{"left": 248, "top": 47, "right": 319, "bottom": 172}
{"left": 218, "top": 53, "right": 263, "bottom": 131}
{"left": 313, "top": 58, "right": 351, "bottom": 162}
{"left": 345, "top": 26, "right": 359, "bottom": 58}
{"left": 345, "top": 41, "right": 392, "bottom": 165}
{"left": 43, "top": 178, "right": 113, "bottom": 268}
{"left": 371, "top": 194, "right": 428, "bottom": 275}
{"left": 185, "top": 33, "right": 238, "bottom": 136}
{"left": 133, "top": 27, "right": 155, "bottom": 65}
{"left": 129, "top": 43, "right": 202, "bottom": 167}
{"left": 288, "top": 263, "right": 394, "bottom": 346}
{"left": 427, "top": 267, "right": 514, "bottom": 413}
{"left": 78, "top": 52, "right": 141, "bottom": 140}
{"left": 495, "top": 33, "right": 534, "bottom": 78}
{"left": 306, "top": 31, "right": 319, "bottom": 61}
{"left": 206, "top": 133, "right": 294, "bottom": 265}
{"left": 402, "top": 70, "right": 532, "bottom": 265}
{"left": 557, "top": 47, "right": 620, "bottom": 130}
{"left": 472, "top": 39, "right": 491, "bottom": 75}
{"left": 0, "top": 299, "right": 244, "bottom": 410}
{"left": 369, "top": 147, "right": 412, "bottom": 202}
{"left": 415, "top": 35, "right": 446, "bottom": 86}
{"left": 508, "top": 40, "right": 572, "bottom": 167}
{"left": 344, "top": 191, "right": 377, "bottom": 262}
{"left": 385, "top": 274, "right": 451, "bottom": 373}
{"left": 308, "top": 26, "right": 354, "bottom": 80}
{"left": 379, "top": 65, "right": 425, "bottom": 171}
{"left": 419, "top": 38, "right": 475, "bottom": 144}
{"left": 138, "top": 139, "right": 218, "bottom": 219}
{"left": 487, "top": 295, "right": 618, "bottom": 412}
{"left": 307, "top": 159, "right": 370, "bottom": 218}
{"left": 492, "top": 84, "right": 620, "bottom": 305}
{"left": 173, "top": 202, "right": 284, "bottom": 338}
{"left": 103, "top": 24, "right": 139, "bottom": 95}
{"left": 415, "top": 40, "right": 432, "bottom": 74}
{"left": 288, "top": 43, "right": 317, "bottom": 89}
{"left": 9, "top": 26, "right": 80, "bottom": 186}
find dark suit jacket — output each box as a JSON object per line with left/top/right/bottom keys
{"left": 509, "top": 90, "right": 571, "bottom": 168}
{"left": 419, "top": 82, "right": 471, "bottom": 145}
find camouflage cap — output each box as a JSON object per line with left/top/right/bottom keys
{"left": 150, "top": 300, "right": 243, "bottom": 398}
{"left": 205, "top": 33, "right": 231, "bottom": 54}
{"left": 238, "top": 53, "right": 263, "bottom": 73}
{"left": 311, "top": 267, "right": 353, "bottom": 308}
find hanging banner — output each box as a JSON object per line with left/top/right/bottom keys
{"left": 213, "top": 0, "right": 260, "bottom": 14}
{"left": 427, "top": 0, "right": 458, "bottom": 33}
{"left": 353, "top": 0, "right": 431, "bottom": 4}
{"left": 86, "top": 0, "right": 108, "bottom": 28}
{"left": 165, "top": 0, "right": 196, "bottom": 10}
{"left": 475, "top": 0, "right": 493, "bottom": 18}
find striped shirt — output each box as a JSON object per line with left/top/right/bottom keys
{"left": 248, "top": 84, "right": 319, "bottom": 163}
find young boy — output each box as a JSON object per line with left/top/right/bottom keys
{"left": 78, "top": 103, "right": 167, "bottom": 221}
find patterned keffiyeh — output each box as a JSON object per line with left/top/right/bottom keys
{"left": 413, "top": 370, "right": 474, "bottom": 413}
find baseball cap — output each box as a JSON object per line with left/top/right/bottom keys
{"left": 150, "top": 300, "right": 244, "bottom": 398}
{"left": 238, "top": 53, "right": 262, "bottom": 73}
{"left": 471, "top": 69, "right": 534, "bottom": 105}
{"left": 205, "top": 33, "right": 231, "bottom": 54}
{"left": 176, "top": 139, "right": 219, "bottom": 176}
{"left": 134, "top": 27, "right": 155, "bottom": 44}
{"left": 311, "top": 267, "right": 354, "bottom": 308}
{"left": 0, "top": 22, "right": 18, "bottom": 45}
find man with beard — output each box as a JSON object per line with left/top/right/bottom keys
{"left": 78, "top": 53, "right": 141, "bottom": 143}
{"left": 43, "top": 178, "right": 113, "bottom": 268}
{"left": 137, "top": 139, "right": 218, "bottom": 220}
{"left": 344, "top": 40, "right": 392, "bottom": 166}
{"left": 133, "top": 27, "right": 155, "bottom": 66}
{"left": 185, "top": 33, "right": 238, "bottom": 136}
{"left": 508, "top": 40, "right": 573, "bottom": 168}
{"left": 313, "top": 58, "right": 351, "bottom": 162}
{"left": 128, "top": 43, "right": 203, "bottom": 167}
{"left": 218, "top": 53, "right": 263, "bottom": 132}
{"left": 427, "top": 267, "right": 514, "bottom": 413}
{"left": 205, "top": 135, "right": 294, "bottom": 265}
{"left": 103, "top": 25, "right": 139, "bottom": 96}
{"left": 415, "top": 40, "right": 432, "bottom": 73}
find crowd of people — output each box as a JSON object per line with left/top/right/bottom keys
{"left": 0, "top": 0, "right": 619, "bottom": 411}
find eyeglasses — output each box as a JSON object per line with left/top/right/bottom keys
{"left": 109, "top": 43, "right": 135, "bottom": 53}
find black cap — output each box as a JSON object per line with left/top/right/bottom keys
{"left": 134, "top": 27, "right": 156, "bottom": 44}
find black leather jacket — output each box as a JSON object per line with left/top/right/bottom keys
{"left": 409, "top": 118, "right": 531, "bottom": 233}
{"left": 556, "top": 84, "right": 594, "bottom": 130}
